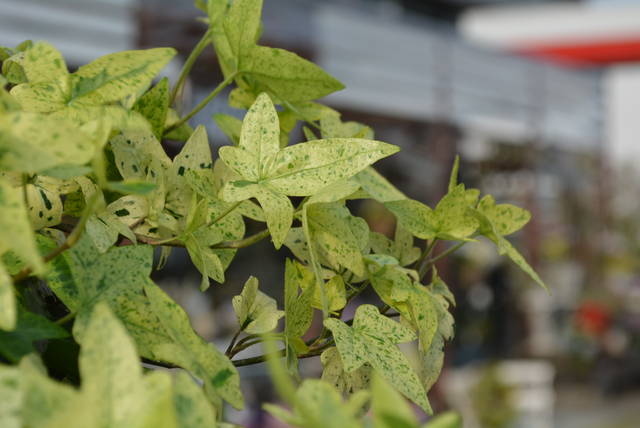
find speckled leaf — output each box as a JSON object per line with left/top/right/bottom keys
{"left": 221, "top": 182, "right": 292, "bottom": 249}
{"left": 0, "top": 306, "right": 68, "bottom": 362}
{"left": 173, "top": 371, "right": 217, "bottom": 428}
{"left": 301, "top": 274, "right": 346, "bottom": 312}
{"left": 264, "top": 379, "right": 363, "bottom": 428}
{"left": 18, "top": 356, "right": 80, "bottom": 428}
{"left": 386, "top": 185, "right": 478, "bottom": 242}
{"left": 133, "top": 77, "right": 169, "bottom": 140}
{"left": 107, "top": 195, "right": 149, "bottom": 228}
{"left": 477, "top": 195, "right": 531, "bottom": 236}
{"left": 25, "top": 182, "right": 62, "bottom": 229}
{"left": 219, "top": 93, "right": 280, "bottom": 181}
{"left": 10, "top": 77, "right": 68, "bottom": 112}
{"left": 352, "top": 167, "right": 405, "bottom": 202}
{"left": 213, "top": 113, "right": 242, "bottom": 145}
{"left": 321, "top": 347, "right": 371, "bottom": 394}
{"left": 320, "top": 114, "right": 373, "bottom": 139}
{"left": 164, "top": 108, "right": 194, "bottom": 141}
{"left": 284, "top": 259, "right": 315, "bottom": 355}
{"left": 110, "top": 129, "right": 171, "bottom": 181}
{"left": 80, "top": 303, "right": 178, "bottom": 428}
{"left": 473, "top": 198, "right": 545, "bottom": 290}
{"left": 324, "top": 304, "right": 430, "bottom": 413}
{"left": 19, "top": 41, "right": 68, "bottom": 84}
{"left": 245, "top": 46, "right": 344, "bottom": 102}
{"left": 0, "top": 263, "right": 15, "bottom": 331}
{"left": 306, "top": 202, "right": 366, "bottom": 276}
{"left": 232, "top": 276, "right": 283, "bottom": 334}
{"left": 371, "top": 373, "right": 417, "bottom": 428}
{"left": 69, "top": 48, "right": 176, "bottom": 105}
{"left": 223, "top": 0, "right": 262, "bottom": 69}
{"left": 265, "top": 138, "right": 399, "bottom": 196}
{"left": 0, "top": 364, "right": 20, "bottom": 428}
{"left": 0, "top": 180, "right": 43, "bottom": 275}
{"left": 0, "top": 112, "right": 94, "bottom": 174}
{"left": 143, "top": 283, "right": 244, "bottom": 409}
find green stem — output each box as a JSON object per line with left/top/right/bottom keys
{"left": 170, "top": 29, "right": 212, "bottom": 104}
{"left": 414, "top": 239, "right": 438, "bottom": 278}
{"left": 55, "top": 312, "right": 76, "bottom": 326}
{"left": 225, "top": 329, "right": 243, "bottom": 357}
{"left": 165, "top": 73, "right": 237, "bottom": 133}
{"left": 12, "top": 194, "right": 98, "bottom": 282}
{"left": 211, "top": 228, "right": 269, "bottom": 249}
{"left": 419, "top": 241, "right": 465, "bottom": 278}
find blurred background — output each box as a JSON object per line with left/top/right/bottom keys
{"left": 3, "top": 0, "right": 640, "bottom": 426}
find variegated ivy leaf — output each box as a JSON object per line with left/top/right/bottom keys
{"left": 143, "top": 283, "right": 244, "bottom": 409}
{"left": 0, "top": 364, "right": 20, "bottom": 428}
{"left": 25, "top": 181, "right": 63, "bottom": 230}
{"left": 172, "top": 371, "right": 218, "bottom": 428}
{"left": 0, "top": 179, "right": 44, "bottom": 277}
{"left": 0, "top": 263, "right": 15, "bottom": 331}
{"left": 321, "top": 347, "right": 372, "bottom": 394}
{"left": 476, "top": 195, "right": 531, "bottom": 237}
{"left": 423, "top": 411, "right": 463, "bottom": 428}
{"left": 371, "top": 373, "right": 418, "bottom": 428}
{"left": 284, "top": 259, "right": 315, "bottom": 357}
{"left": 222, "top": 0, "right": 262, "bottom": 71}
{"left": 320, "top": 114, "right": 373, "bottom": 140}
{"left": 301, "top": 274, "right": 346, "bottom": 313}
{"left": 263, "top": 379, "right": 366, "bottom": 428}
{"left": 0, "top": 112, "right": 94, "bottom": 174}
{"left": 385, "top": 184, "right": 478, "bottom": 242}
{"left": 304, "top": 202, "right": 368, "bottom": 277}
{"left": 79, "top": 303, "right": 177, "bottom": 428}
{"left": 369, "top": 226, "right": 420, "bottom": 267}
{"left": 232, "top": 276, "right": 284, "bottom": 334}
{"left": 420, "top": 271, "right": 455, "bottom": 395}
{"left": 219, "top": 93, "right": 398, "bottom": 247}
{"left": 351, "top": 167, "right": 405, "bottom": 203}
{"left": 68, "top": 48, "right": 176, "bottom": 106}
{"left": 13, "top": 41, "right": 68, "bottom": 85}
{"left": 133, "top": 77, "right": 170, "bottom": 140}
{"left": 324, "top": 304, "right": 431, "bottom": 413}
{"left": 473, "top": 196, "right": 546, "bottom": 290}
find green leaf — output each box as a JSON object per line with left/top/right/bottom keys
{"left": 108, "top": 180, "right": 157, "bottom": 195}
{"left": 0, "top": 263, "right": 15, "bottom": 331}
{"left": 143, "top": 283, "right": 244, "bottom": 409}
{"left": 213, "top": 113, "right": 242, "bottom": 145}
{"left": 133, "top": 77, "right": 170, "bottom": 140}
{"left": 0, "top": 306, "right": 69, "bottom": 362}
{"left": 371, "top": 373, "right": 417, "bottom": 428}
{"left": 173, "top": 371, "right": 218, "bottom": 428}
{"left": 324, "top": 304, "right": 431, "bottom": 413}
{"left": 245, "top": 46, "right": 344, "bottom": 102}
{"left": 305, "top": 202, "right": 367, "bottom": 277}
{"left": 352, "top": 167, "right": 405, "bottom": 203}
{"left": 321, "top": 347, "right": 371, "bottom": 394}
{"left": 264, "top": 379, "right": 365, "bottom": 428}
{"left": 423, "top": 412, "right": 463, "bottom": 428}
{"left": 476, "top": 195, "right": 531, "bottom": 236}
{"left": 69, "top": 48, "right": 175, "bottom": 105}
{"left": 223, "top": 0, "right": 263, "bottom": 69}
{"left": 265, "top": 138, "right": 399, "bottom": 196}
{"left": 0, "top": 364, "right": 20, "bottom": 428}
{"left": 473, "top": 196, "right": 545, "bottom": 290}
{"left": 301, "top": 274, "right": 346, "bottom": 313}
{"left": 385, "top": 185, "right": 478, "bottom": 242}
{"left": 0, "top": 112, "right": 94, "bottom": 174}
{"left": 0, "top": 179, "right": 44, "bottom": 275}
{"left": 79, "top": 303, "right": 177, "bottom": 428}
{"left": 19, "top": 41, "right": 68, "bottom": 84}
{"left": 232, "top": 276, "right": 284, "bottom": 334}
{"left": 284, "top": 259, "right": 315, "bottom": 355}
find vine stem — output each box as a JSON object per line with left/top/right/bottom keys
{"left": 232, "top": 341, "right": 334, "bottom": 367}
{"left": 165, "top": 73, "right": 237, "bottom": 133}
{"left": 170, "top": 29, "right": 212, "bottom": 104}
{"left": 418, "top": 241, "right": 465, "bottom": 279}
{"left": 12, "top": 195, "right": 98, "bottom": 282}
{"left": 414, "top": 238, "right": 438, "bottom": 279}
{"left": 54, "top": 312, "right": 76, "bottom": 326}
{"left": 225, "top": 329, "right": 243, "bottom": 357}
{"left": 135, "top": 228, "right": 269, "bottom": 250}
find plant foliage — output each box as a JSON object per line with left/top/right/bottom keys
{"left": 0, "top": 0, "right": 546, "bottom": 427}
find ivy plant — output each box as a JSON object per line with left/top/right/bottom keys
{"left": 0, "top": 0, "right": 546, "bottom": 427}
